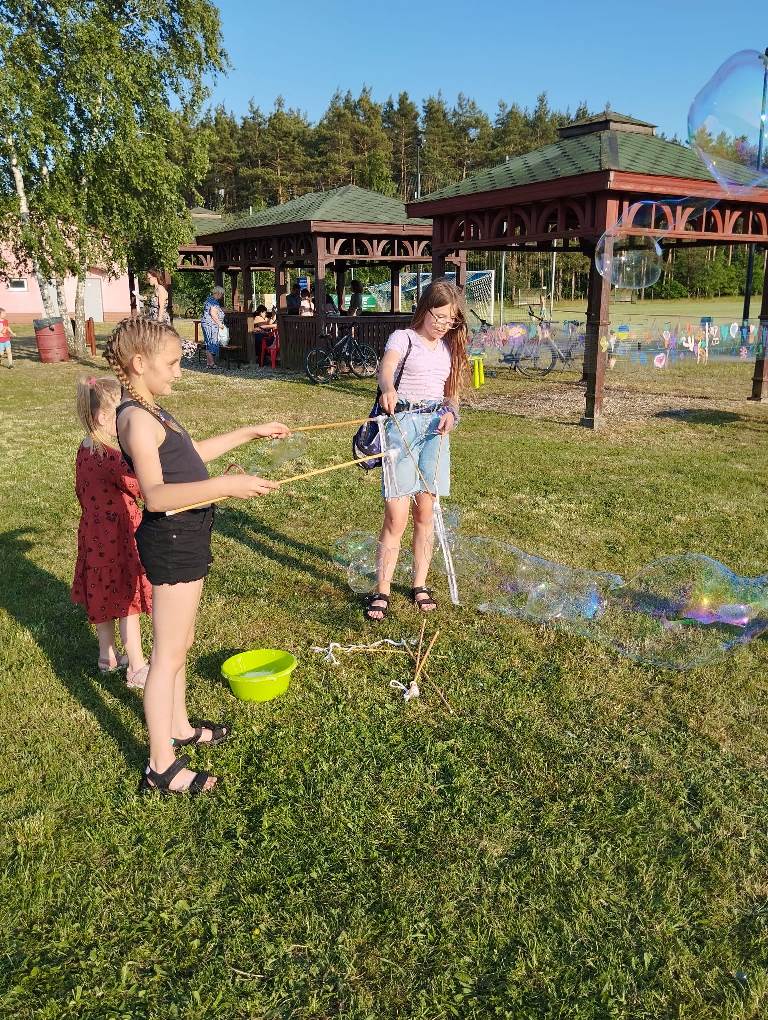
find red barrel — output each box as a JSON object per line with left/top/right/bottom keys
{"left": 34, "top": 317, "right": 69, "bottom": 363}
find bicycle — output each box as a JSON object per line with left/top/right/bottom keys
{"left": 305, "top": 324, "right": 379, "bottom": 384}
{"left": 470, "top": 308, "right": 585, "bottom": 378}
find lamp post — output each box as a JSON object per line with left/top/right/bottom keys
{"left": 742, "top": 47, "right": 768, "bottom": 326}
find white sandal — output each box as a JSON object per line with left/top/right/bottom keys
{"left": 126, "top": 665, "right": 149, "bottom": 690}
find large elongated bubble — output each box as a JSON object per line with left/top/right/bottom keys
{"left": 456, "top": 541, "right": 768, "bottom": 670}
{"left": 688, "top": 49, "right": 768, "bottom": 194}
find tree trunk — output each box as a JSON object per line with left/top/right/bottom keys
{"left": 74, "top": 273, "right": 86, "bottom": 352}
{"left": 54, "top": 275, "right": 77, "bottom": 351}
{"left": 8, "top": 141, "right": 60, "bottom": 317}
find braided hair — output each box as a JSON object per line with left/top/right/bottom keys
{"left": 104, "top": 316, "right": 183, "bottom": 433}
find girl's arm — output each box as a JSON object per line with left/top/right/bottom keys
{"left": 120, "top": 410, "right": 278, "bottom": 512}
{"left": 377, "top": 349, "right": 401, "bottom": 415}
{"left": 193, "top": 422, "right": 290, "bottom": 463}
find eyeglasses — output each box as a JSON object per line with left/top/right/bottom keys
{"left": 429, "top": 310, "right": 461, "bottom": 329}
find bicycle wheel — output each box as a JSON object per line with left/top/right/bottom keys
{"left": 517, "top": 338, "right": 558, "bottom": 378}
{"left": 305, "top": 348, "right": 336, "bottom": 384}
{"left": 348, "top": 343, "right": 378, "bottom": 378}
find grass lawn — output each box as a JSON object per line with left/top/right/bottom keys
{"left": 2, "top": 332, "right": 768, "bottom": 1019}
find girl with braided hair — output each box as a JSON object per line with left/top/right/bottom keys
{"left": 106, "top": 316, "right": 289, "bottom": 796}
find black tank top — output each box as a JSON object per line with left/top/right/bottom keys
{"left": 116, "top": 399, "right": 210, "bottom": 512}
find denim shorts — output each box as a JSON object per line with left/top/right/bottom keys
{"left": 381, "top": 402, "right": 450, "bottom": 500}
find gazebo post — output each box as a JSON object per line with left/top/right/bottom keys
{"left": 432, "top": 250, "right": 447, "bottom": 279}
{"left": 390, "top": 266, "right": 401, "bottom": 312}
{"left": 749, "top": 267, "right": 768, "bottom": 400}
{"left": 581, "top": 239, "right": 612, "bottom": 429}
{"left": 241, "top": 245, "right": 253, "bottom": 312}
{"left": 454, "top": 249, "right": 467, "bottom": 292}
{"left": 214, "top": 265, "right": 225, "bottom": 289}
{"left": 335, "top": 260, "right": 347, "bottom": 311}
{"left": 228, "top": 269, "right": 240, "bottom": 311}
{"left": 315, "top": 238, "right": 327, "bottom": 325}
{"left": 275, "top": 263, "right": 287, "bottom": 311}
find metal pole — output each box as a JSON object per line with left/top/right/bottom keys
{"left": 499, "top": 252, "right": 505, "bottom": 326}
{"left": 742, "top": 47, "right": 768, "bottom": 326}
{"left": 549, "top": 250, "right": 557, "bottom": 319}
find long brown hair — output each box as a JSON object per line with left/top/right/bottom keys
{"left": 103, "top": 316, "right": 183, "bottom": 433}
{"left": 76, "top": 376, "right": 121, "bottom": 455}
{"left": 410, "top": 279, "right": 469, "bottom": 401}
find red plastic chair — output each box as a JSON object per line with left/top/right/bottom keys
{"left": 258, "top": 329, "right": 280, "bottom": 368}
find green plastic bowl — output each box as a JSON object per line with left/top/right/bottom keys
{"left": 221, "top": 649, "right": 297, "bottom": 702}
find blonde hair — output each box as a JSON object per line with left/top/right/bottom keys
{"left": 103, "top": 316, "right": 183, "bottom": 433}
{"left": 76, "top": 376, "right": 122, "bottom": 455}
{"left": 411, "top": 279, "right": 470, "bottom": 401}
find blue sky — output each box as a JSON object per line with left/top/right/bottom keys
{"left": 206, "top": 0, "right": 765, "bottom": 139}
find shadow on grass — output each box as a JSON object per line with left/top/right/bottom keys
{"left": 215, "top": 511, "right": 349, "bottom": 607}
{"left": 0, "top": 528, "right": 146, "bottom": 766}
{"left": 654, "top": 408, "right": 747, "bottom": 426}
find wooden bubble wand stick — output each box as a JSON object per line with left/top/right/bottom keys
{"left": 165, "top": 449, "right": 396, "bottom": 516}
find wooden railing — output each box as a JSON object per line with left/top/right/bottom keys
{"left": 278, "top": 313, "right": 413, "bottom": 370}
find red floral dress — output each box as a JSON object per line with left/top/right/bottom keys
{"left": 71, "top": 444, "right": 152, "bottom": 624}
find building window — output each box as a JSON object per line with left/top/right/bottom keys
{"left": 7, "top": 279, "right": 27, "bottom": 292}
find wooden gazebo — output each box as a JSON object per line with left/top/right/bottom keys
{"left": 194, "top": 185, "right": 464, "bottom": 369}
{"left": 408, "top": 112, "right": 768, "bottom": 427}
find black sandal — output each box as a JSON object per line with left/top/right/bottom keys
{"left": 410, "top": 586, "right": 438, "bottom": 612}
{"left": 364, "top": 591, "right": 390, "bottom": 621}
{"left": 139, "top": 754, "right": 219, "bottom": 797}
{"left": 173, "top": 718, "right": 231, "bottom": 747}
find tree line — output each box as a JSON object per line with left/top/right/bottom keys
{"left": 193, "top": 91, "right": 591, "bottom": 209}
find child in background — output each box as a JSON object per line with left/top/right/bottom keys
{"left": 106, "top": 316, "right": 289, "bottom": 796}
{"left": 0, "top": 308, "right": 15, "bottom": 368}
{"left": 71, "top": 377, "right": 152, "bottom": 688}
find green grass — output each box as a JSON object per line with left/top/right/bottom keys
{"left": 2, "top": 336, "right": 768, "bottom": 1019}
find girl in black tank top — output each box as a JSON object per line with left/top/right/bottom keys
{"left": 106, "top": 316, "right": 289, "bottom": 797}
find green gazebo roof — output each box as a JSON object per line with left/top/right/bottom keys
{"left": 412, "top": 114, "right": 764, "bottom": 204}
{"left": 197, "top": 185, "right": 429, "bottom": 239}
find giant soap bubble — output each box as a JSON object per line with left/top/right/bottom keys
{"left": 244, "top": 434, "right": 309, "bottom": 475}
{"left": 457, "top": 541, "right": 768, "bottom": 670}
{"left": 689, "top": 49, "right": 768, "bottom": 194}
{"left": 595, "top": 231, "right": 663, "bottom": 290}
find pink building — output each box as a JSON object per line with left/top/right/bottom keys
{"left": 0, "top": 261, "right": 131, "bottom": 323}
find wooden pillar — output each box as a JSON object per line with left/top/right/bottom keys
{"left": 432, "top": 249, "right": 447, "bottom": 280}
{"left": 581, "top": 238, "right": 612, "bottom": 429}
{"left": 275, "top": 263, "right": 288, "bottom": 311}
{"left": 390, "top": 265, "right": 401, "bottom": 313}
{"left": 335, "top": 260, "right": 347, "bottom": 310}
{"left": 241, "top": 245, "right": 254, "bottom": 312}
{"left": 214, "top": 264, "right": 225, "bottom": 288}
{"left": 314, "top": 238, "right": 327, "bottom": 328}
{"left": 749, "top": 264, "right": 768, "bottom": 400}
{"left": 228, "top": 270, "right": 240, "bottom": 311}
{"left": 454, "top": 249, "right": 467, "bottom": 292}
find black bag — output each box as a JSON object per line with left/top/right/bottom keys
{"left": 352, "top": 336, "right": 412, "bottom": 471}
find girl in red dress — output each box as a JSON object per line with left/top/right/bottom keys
{"left": 71, "top": 376, "right": 152, "bottom": 688}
